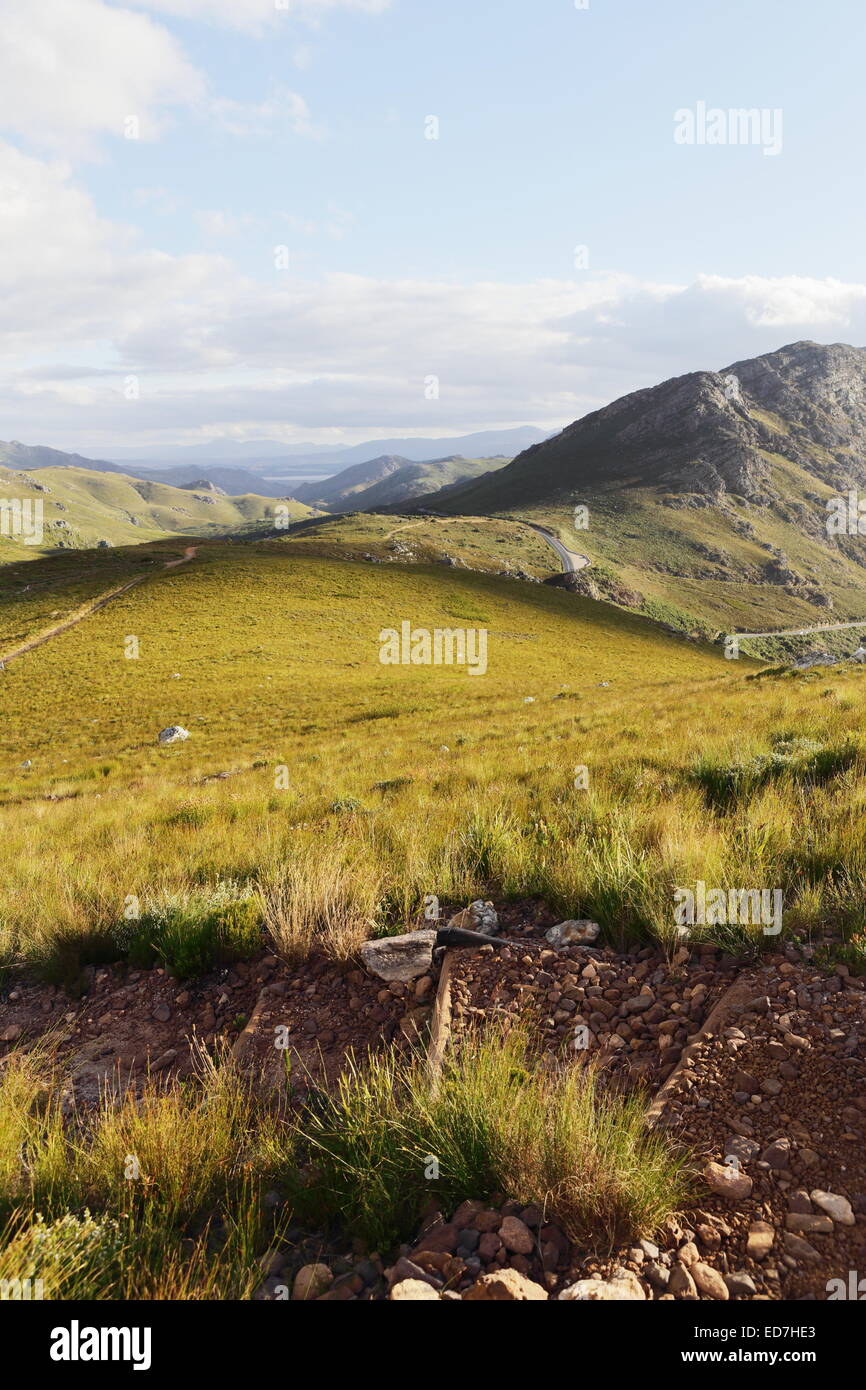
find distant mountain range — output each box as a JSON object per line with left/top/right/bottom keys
{"left": 103, "top": 426, "right": 552, "bottom": 473}
{"left": 2, "top": 427, "right": 551, "bottom": 503}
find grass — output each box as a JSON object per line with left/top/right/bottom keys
{"left": 0, "top": 1046, "right": 286, "bottom": 1299}
{"left": 0, "top": 542, "right": 865, "bottom": 976}
{"left": 293, "top": 1024, "right": 688, "bottom": 1253}
{"left": 0, "top": 1028, "right": 689, "bottom": 1296}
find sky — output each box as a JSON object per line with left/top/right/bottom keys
{"left": 1, "top": 0, "right": 866, "bottom": 455}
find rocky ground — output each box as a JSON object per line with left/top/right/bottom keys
{"left": 1, "top": 907, "right": 863, "bottom": 1301}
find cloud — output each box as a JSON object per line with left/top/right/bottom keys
{"left": 130, "top": 0, "right": 393, "bottom": 34}
{"left": 2, "top": 139, "right": 865, "bottom": 448}
{"left": 0, "top": 0, "right": 204, "bottom": 153}
{"left": 209, "top": 88, "right": 316, "bottom": 139}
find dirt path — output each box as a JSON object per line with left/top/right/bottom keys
{"left": 0, "top": 546, "right": 198, "bottom": 668}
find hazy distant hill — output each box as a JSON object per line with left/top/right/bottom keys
{"left": 295, "top": 454, "right": 511, "bottom": 512}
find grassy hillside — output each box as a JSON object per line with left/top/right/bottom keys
{"left": 273, "top": 511, "right": 558, "bottom": 577}
{"left": 0, "top": 465, "right": 314, "bottom": 562}
{"left": 1, "top": 539, "right": 865, "bottom": 985}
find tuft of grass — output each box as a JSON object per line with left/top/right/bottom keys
{"left": 120, "top": 879, "right": 261, "bottom": 979}
{"left": 292, "top": 1025, "right": 689, "bottom": 1253}
{"left": 692, "top": 736, "right": 859, "bottom": 809}
{"left": 258, "top": 850, "right": 382, "bottom": 962}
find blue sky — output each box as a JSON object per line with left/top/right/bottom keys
{"left": 1, "top": 0, "right": 865, "bottom": 453}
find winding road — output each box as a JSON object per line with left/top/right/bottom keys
{"left": 523, "top": 522, "right": 590, "bottom": 575}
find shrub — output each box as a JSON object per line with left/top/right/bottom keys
{"left": 121, "top": 879, "right": 261, "bottom": 979}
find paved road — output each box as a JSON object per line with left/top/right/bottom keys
{"left": 732, "top": 617, "right": 866, "bottom": 640}
{"left": 524, "top": 522, "right": 590, "bottom": 575}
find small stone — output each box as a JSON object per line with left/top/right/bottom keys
{"left": 668, "top": 1264, "right": 698, "bottom": 1299}
{"left": 1, "top": 1025, "right": 22, "bottom": 1043}
{"left": 746, "top": 1222, "right": 775, "bottom": 1260}
{"left": 387, "top": 1258, "right": 440, "bottom": 1290}
{"left": 499, "top": 1215, "right": 534, "bottom": 1255}
{"left": 259, "top": 1249, "right": 285, "bottom": 1277}
{"left": 725, "top": 1271, "right": 757, "bottom": 1297}
{"left": 463, "top": 1270, "right": 547, "bottom": 1300}
{"left": 704, "top": 1161, "right": 753, "bottom": 1201}
{"left": 783, "top": 1232, "right": 821, "bottom": 1262}
{"left": 691, "top": 1262, "right": 729, "bottom": 1300}
{"left": 152, "top": 1003, "right": 171, "bottom": 1023}
{"left": 785, "top": 1214, "right": 833, "bottom": 1235}
{"left": 810, "top": 1190, "right": 855, "bottom": 1226}
{"left": 760, "top": 1137, "right": 791, "bottom": 1170}
{"left": 292, "top": 1263, "right": 333, "bottom": 1300}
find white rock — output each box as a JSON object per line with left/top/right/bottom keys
{"left": 446, "top": 900, "right": 498, "bottom": 936}
{"left": 158, "top": 726, "right": 189, "bottom": 745}
{"left": 545, "top": 919, "right": 600, "bottom": 946}
{"left": 559, "top": 1271, "right": 645, "bottom": 1301}
{"left": 360, "top": 930, "right": 436, "bottom": 983}
{"left": 810, "top": 1190, "right": 855, "bottom": 1226}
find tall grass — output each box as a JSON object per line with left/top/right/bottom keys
{"left": 0, "top": 1046, "right": 289, "bottom": 1299}
{"left": 292, "top": 1026, "right": 689, "bottom": 1252}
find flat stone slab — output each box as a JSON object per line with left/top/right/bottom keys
{"left": 360, "top": 930, "right": 436, "bottom": 983}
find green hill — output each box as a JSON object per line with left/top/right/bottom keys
{"left": 296, "top": 454, "right": 511, "bottom": 512}
{"left": 1, "top": 536, "right": 865, "bottom": 990}
{"left": 0, "top": 464, "right": 314, "bottom": 562}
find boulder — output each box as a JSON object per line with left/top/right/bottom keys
{"left": 360, "top": 930, "right": 436, "bottom": 983}
{"left": 158, "top": 726, "right": 189, "bottom": 745}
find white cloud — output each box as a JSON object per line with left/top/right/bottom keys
{"left": 0, "top": 0, "right": 204, "bottom": 152}
{"left": 131, "top": 0, "right": 392, "bottom": 34}
{"left": 1, "top": 140, "right": 865, "bottom": 449}
{"left": 209, "top": 88, "right": 316, "bottom": 139}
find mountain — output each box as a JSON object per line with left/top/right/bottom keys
{"left": 0, "top": 464, "right": 314, "bottom": 562}
{"left": 0, "top": 439, "right": 124, "bottom": 473}
{"left": 295, "top": 453, "right": 511, "bottom": 512}
{"left": 293, "top": 455, "right": 414, "bottom": 508}
{"left": 428, "top": 342, "right": 866, "bottom": 651}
